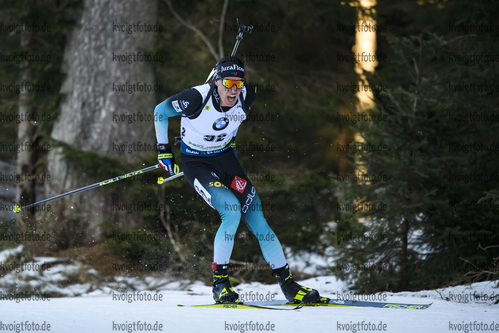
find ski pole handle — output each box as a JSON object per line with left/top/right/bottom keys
{"left": 157, "top": 171, "right": 184, "bottom": 185}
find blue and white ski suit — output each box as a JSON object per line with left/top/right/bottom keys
{"left": 154, "top": 83, "right": 287, "bottom": 269}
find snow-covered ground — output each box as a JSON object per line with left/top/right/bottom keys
{"left": 1, "top": 245, "right": 498, "bottom": 333}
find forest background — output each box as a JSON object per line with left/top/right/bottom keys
{"left": 0, "top": 0, "right": 498, "bottom": 293}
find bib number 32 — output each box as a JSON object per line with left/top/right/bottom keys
{"left": 204, "top": 134, "right": 227, "bottom": 142}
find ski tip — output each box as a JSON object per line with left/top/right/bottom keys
{"left": 157, "top": 177, "right": 164, "bottom": 185}
{"left": 13, "top": 205, "right": 21, "bottom": 213}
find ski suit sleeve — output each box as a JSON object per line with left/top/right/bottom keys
{"left": 154, "top": 88, "right": 203, "bottom": 145}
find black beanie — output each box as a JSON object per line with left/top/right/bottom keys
{"left": 214, "top": 56, "right": 245, "bottom": 80}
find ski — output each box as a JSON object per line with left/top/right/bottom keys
{"left": 246, "top": 299, "right": 432, "bottom": 310}
{"left": 177, "top": 302, "right": 303, "bottom": 311}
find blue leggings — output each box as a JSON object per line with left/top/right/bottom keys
{"left": 181, "top": 149, "right": 287, "bottom": 269}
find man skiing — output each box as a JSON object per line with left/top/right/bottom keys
{"left": 154, "top": 56, "right": 327, "bottom": 304}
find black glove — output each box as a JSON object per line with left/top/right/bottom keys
{"left": 157, "top": 144, "right": 179, "bottom": 175}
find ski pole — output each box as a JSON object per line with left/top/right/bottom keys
{"left": 205, "top": 18, "right": 253, "bottom": 83}
{"left": 13, "top": 164, "right": 162, "bottom": 213}
{"left": 230, "top": 18, "right": 253, "bottom": 57}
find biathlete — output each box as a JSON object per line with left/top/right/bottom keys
{"left": 154, "top": 56, "right": 327, "bottom": 304}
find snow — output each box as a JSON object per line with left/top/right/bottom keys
{"left": 1, "top": 247, "right": 498, "bottom": 333}
{"left": 2, "top": 278, "right": 498, "bottom": 333}
{"left": 284, "top": 246, "right": 336, "bottom": 275}
{"left": 0, "top": 245, "right": 23, "bottom": 263}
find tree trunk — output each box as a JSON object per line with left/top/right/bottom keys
{"left": 397, "top": 217, "right": 410, "bottom": 291}
{"left": 15, "top": 31, "right": 37, "bottom": 235}
{"left": 43, "top": 0, "right": 158, "bottom": 250}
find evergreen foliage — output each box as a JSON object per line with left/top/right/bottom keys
{"left": 1, "top": 0, "right": 497, "bottom": 287}
{"left": 0, "top": 0, "right": 81, "bottom": 162}
{"left": 333, "top": 1, "right": 499, "bottom": 292}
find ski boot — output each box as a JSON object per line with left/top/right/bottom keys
{"left": 272, "top": 264, "right": 329, "bottom": 304}
{"left": 212, "top": 263, "right": 240, "bottom": 304}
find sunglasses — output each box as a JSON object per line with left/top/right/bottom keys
{"left": 222, "top": 79, "right": 244, "bottom": 89}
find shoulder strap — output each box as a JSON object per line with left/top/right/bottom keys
{"left": 187, "top": 83, "right": 215, "bottom": 120}
{"left": 239, "top": 93, "right": 248, "bottom": 114}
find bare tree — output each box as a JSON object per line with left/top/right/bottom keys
{"left": 163, "top": 0, "right": 229, "bottom": 61}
